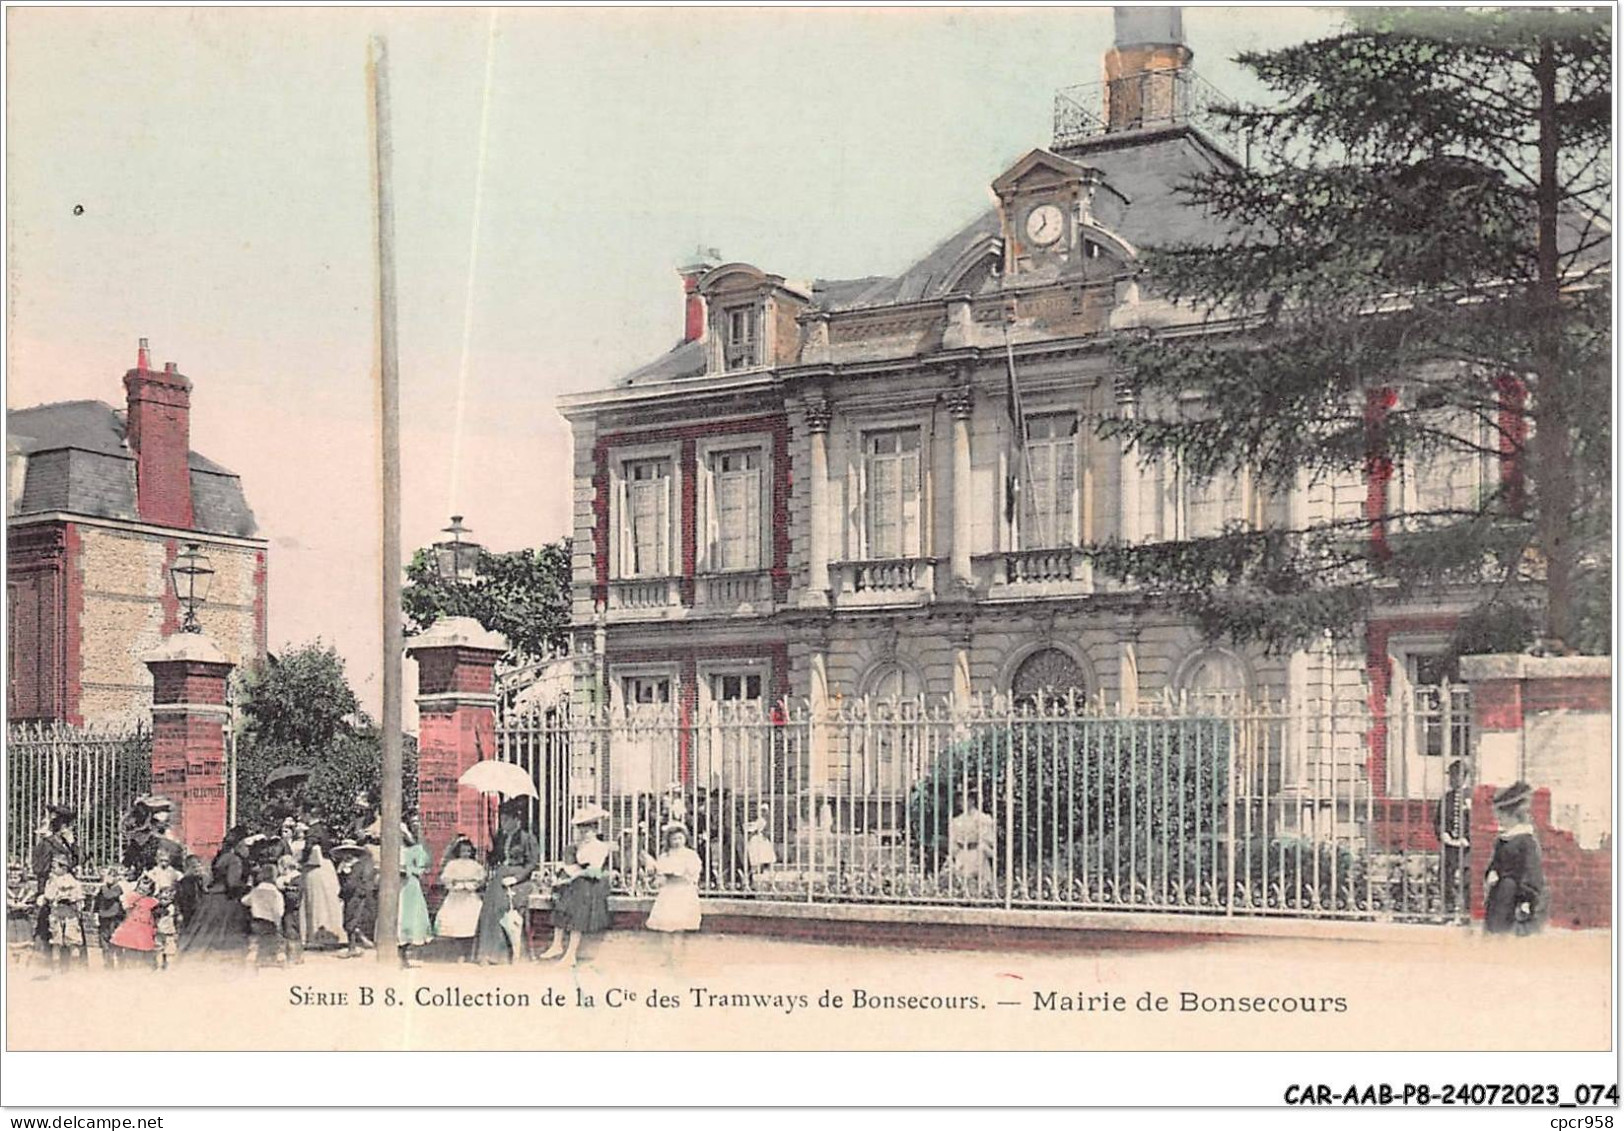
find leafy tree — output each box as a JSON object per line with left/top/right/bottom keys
{"left": 401, "top": 540, "right": 572, "bottom": 662}
{"left": 234, "top": 641, "right": 417, "bottom": 827}
{"left": 1093, "top": 9, "right": 1610, "bottom": 655}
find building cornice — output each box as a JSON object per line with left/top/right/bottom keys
{"left": 5, "top": 511, "right": 268, "bottom": 549}
{"left": 557, "top": 370, "right": 779, "bottom": 419}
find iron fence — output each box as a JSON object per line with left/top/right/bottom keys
{"left": 496, "top": 687, "right": 1473, "bottom": 924}
{"left": 6, "top": 719, "right": 152, "bottom": 874}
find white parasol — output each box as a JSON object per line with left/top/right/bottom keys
{"left": 457, "top": 759, "right": 538, "bottom": 799}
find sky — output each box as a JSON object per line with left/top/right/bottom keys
{"left": 6, "top": 5, "right": 1348, "bottom": 715}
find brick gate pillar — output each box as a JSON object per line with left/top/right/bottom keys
{"left": 145, "top": 633, "right": 234, "bottom": 863}
{"left": 407, "top": 617, "right": 508, "bottom": 870}
{"left": 1460, "top": 653, "right": 1613, "bottom": 929}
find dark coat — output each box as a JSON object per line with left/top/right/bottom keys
{"left": 1484, "top": 829, "right": 1545, "bottom": 935}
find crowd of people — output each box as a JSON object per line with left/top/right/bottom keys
{"left": 10, "top": 784, "right": 711, "bottom": 974}
{"left": 10, "top": 771, "right": 1548, "bottom": 970}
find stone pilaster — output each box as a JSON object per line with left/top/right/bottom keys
{"left": 947, "top": 386, "right": 975, "bottom": 591}
{"left": 802, "top": 397, "right": 834, "bottom": 608}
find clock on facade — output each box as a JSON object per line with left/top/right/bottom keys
{"left": 1024, "top": 203, "right": 1065, "bottom": 247}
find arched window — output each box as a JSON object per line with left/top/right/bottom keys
{"left": 855, "top": 661, "right": 923, "bottom": 807}
{"left": 1010, "top": 647, "right": 1088, "bottom": 708}
{"left": 1179, "top": 650, "right": 1248, "bottom": 709}
{"left": 864, "top": 661, "right": 920, "bottom": 703}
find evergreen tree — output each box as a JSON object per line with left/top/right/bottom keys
{"left": 1092, "top": 8, "right": 1610, "bottom": 656}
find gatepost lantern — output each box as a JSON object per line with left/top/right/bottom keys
{"left": 433, "top": 515, "right": 482, "bottom": 586}
{"left": 169, "top": 542, "right": 215, "bottom": 633}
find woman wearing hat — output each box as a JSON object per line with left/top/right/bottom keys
{"left": 1484, "top": 782, "right": 1545, "bottom": 936}
{"left": 396, "top": 815, "right": 434, "bottom": 966}
{"left": 472, "top": 799, "right": 540, "bottom": 965}
{"left": 538, "top": 803, "right": 613, "bottom": 966}
{"left": 178, "top": 825, "right": 254, "bottom": 957}
{"left": 122, "top": 796, "right": 187, "bottom": 874}
{"left": 30, "top": 805, "right": 80, "bottom": 951}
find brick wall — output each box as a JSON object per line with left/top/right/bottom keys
{"left": 1467, "top": 784, "right": 1610, "bottom": 930}
{"left": 1462, "top": 653, "right": 1612, "bottom": 929}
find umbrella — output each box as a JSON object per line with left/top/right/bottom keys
{"left": 265, "top": 765, "right": 312, "bottom": 791}
{"left": 458, "top": 760, "right": 538, "bottom": 799}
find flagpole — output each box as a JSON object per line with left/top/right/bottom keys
{"left": 369, "top": 33, "right": 403, "bottom": 956}
{"left": 1003, "top": 301, "right": 1047, "bottom": 548}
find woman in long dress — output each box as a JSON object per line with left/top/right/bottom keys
{"left": 539, "top": 805, "right": 613, "bottom": 967}
{"left": 178, "top": 827, "right": 253, "bottom": 957}
{"left": 397, "top": 816, "right": 433, "bottom": 965}
{"left": 643, "top": 824, "right": 702, "bottom": 963}
{"left": 299, "top": 827, "right": 347, "bottom": 950}
{"left": 435, "top": 836, "right": 484, "bottom": 961}
{"left": 473, "top": 802, "right": 539, "bottom": 965}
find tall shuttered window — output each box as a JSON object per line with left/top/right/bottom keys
{"left": 863, "top": 429, "right": 921, "bottom": 560}
{"left": 619, "top": 458, "right": 672, "bottom": 577}
{"left": 705, "top": 448, "right": 762, "bottom": 572}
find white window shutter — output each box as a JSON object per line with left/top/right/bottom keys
{"left": 617, "top": 477, "right": 632, "bottom": 576}
{"left": 741, "top": 465, "right": 762, "bottom": 569}
{"left": 657, "top": 474, "right": 671, "bottom": 574}
{"left": 1058, "top": 437, "right": 1078, "bottom": 546}
{"left": 900, "top": 448, "right": 920, "bottom": 557}
{"left": 701, "top": 462, "right": 718, "bottom": 571}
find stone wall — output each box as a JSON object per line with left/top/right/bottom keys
{"left": 74, "top": 522, "right": 265, "bottom": 723}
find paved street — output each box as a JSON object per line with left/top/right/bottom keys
{"left": 7, "top": 925, "right": 1610, "bottom": 1052}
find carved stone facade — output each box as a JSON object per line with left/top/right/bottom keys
{"left": 557, "top": 20, "right": 1500, "bottom": 813}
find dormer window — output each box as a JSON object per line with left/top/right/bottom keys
{"left": 724, "top": 305, "right": 759, "bottom": 370}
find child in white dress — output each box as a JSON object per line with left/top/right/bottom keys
{"left": 435, "top": 836, "right": 484, "bottom": 962}
{"left": 642, "top": 824, "right": 702, "bottom": 963}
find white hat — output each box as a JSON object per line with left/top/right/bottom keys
{"left": 570, "top": 803, "right": 610, "bottom": 826}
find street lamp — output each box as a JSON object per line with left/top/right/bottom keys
{"left": 433, "top": 515, "right": 482, "bottom": 585}
{"left": 169, "top": 542, "right": 214, "bottom": 633}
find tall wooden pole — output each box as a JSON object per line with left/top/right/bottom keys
{"left": 369, "top": 34, "right": 403, "bottom": 954}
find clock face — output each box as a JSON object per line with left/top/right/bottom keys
{"left": 1025, "top": 203, "right": 1065, "bottom": 247}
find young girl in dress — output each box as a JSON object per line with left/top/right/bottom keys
{"left": 242, "top": 863, "right": 286, "bottom": 966}
{"left": 110, "top": 874, "right": 159, "bottom": 967}
{"left": 397, "top": 816, "right": 433, "bottom": 966}
{"left": 434, "top": 836, "right": 483, "bottom": 962}
{"left": 539, "top": 804, "right": 613, "bottom": 967}
{"left": 38, "top": 856, "right": 85, "bottom": 971}
{"left": 745, "top": 807, "right": 777, "bottom": 889}
{"left": 642, "top": 823, "right": 703, "bottom": 963}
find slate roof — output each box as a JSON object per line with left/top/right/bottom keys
{"left": 613, "top": 127, "right": 1241, "bottom": 386}
{"left": 7, "top": 399, "right": 259, "bottom": 537}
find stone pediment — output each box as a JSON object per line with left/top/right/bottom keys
{"left": 991, "top": 148, "right": 1097, "bottom": 199}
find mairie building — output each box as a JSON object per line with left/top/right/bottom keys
{"left": 558, "top": 10, "right": 1502, "bottom": 813}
